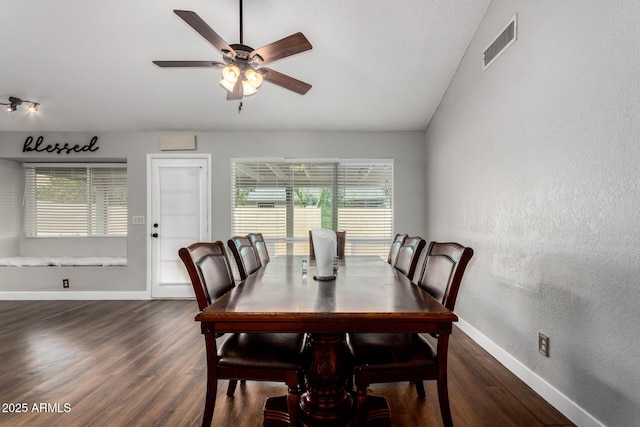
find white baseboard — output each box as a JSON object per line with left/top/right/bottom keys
{"left": 0, "top": 291, "right": 150, "bottom": 300}
{"left": 456, "top": 318, "right": 604, "bottom": 427}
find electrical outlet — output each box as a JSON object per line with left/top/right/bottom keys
{"left": 63, "top": 279, "right": 69, "bottom": 288}
{"left": 538, "top": 333, "right": 549, "bottom": 357}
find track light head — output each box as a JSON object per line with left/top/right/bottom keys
{"left": 2, "top": 96, "right": 40, "bottom": 113}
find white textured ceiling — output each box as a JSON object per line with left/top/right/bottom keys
{"left": 0, "top": 0, "right": 490, "bottom": 132}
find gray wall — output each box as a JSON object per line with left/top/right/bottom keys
{"left": 424, "top": 0, "right": 640, "bottom": 426}
{"left": 0, "top": 131, "right": 426, "bottom": 292}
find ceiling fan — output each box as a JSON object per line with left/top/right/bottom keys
{"left": 153, "top": 1, "right": 312, "bottom": 101}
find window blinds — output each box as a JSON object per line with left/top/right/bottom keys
{"left": 23, "top": 165, "right": 128, "bottom": 237}
{"left": 231, "top": 160, "right": 393, "bottom": 256}
{"left": 0, "top": 162, "right": 19, "bottom": 239}
{"left": 336, "top": 161, "right": 393, "bottom": 254}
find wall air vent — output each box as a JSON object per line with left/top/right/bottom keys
{"left": 483, "top": 15, "right": 517, "bottom": 70}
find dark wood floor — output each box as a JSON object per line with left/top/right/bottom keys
{"left": 0, "top": 300, "right": 574, "bottom": 427}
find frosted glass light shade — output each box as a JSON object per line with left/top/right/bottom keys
{"left": 219, "top": 79, "right": 236, "bottom": 92}
{"left": 244, "top": 68, "right": 264, "bottom": 89}
{"left": 222, "top": 65, "right": 241, "bottom": 83}
{"left": 241, "top": 80, "right": 257, "bottom": 96}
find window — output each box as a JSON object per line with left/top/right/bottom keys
{"left": 231, "top": 159, "right": 393, "bottom": 257}
{"left": 23, "top": 164, "right": 128, "bottom": 237}
{"left": 0, "top": 161, "right": 19, "bottom": 240}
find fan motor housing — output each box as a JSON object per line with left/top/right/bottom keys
{"left": 230, "top": 44, "right": 255, "bottom": 60}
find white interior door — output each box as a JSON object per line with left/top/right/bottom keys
{"left": 149, "top": 155, "right": 210, "bottom": 298}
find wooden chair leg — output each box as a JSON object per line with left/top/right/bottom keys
{"left": 286, "top": 384, "right": 299, "bottom": 427}
{"left": 226, "top": 379, "right": 238, "bottom": 397}
{"left": 414, "top": 380, "right": 426, "bottom": 398}
{"left": 202, "top": 378, "right": 217, "bottom": 427}
{"left": 436, "top": 334, "right": 453, "bottom": 427}
{"left": 355, "top": 385, "right": 368, "bottom": 427}
{"left": 437, "top": 377, "right": 453, "bottom": 427}
{"left": 203, "top": 335, "right": 218, "bottom": 427}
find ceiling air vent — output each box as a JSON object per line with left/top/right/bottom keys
{"left": 483, "top": 15, "right": 517, "bottom": 70}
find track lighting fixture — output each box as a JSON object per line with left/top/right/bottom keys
{"left": 1, "top": 96, "right": 40, "bottom": 113}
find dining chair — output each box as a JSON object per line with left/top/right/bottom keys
{"left": 347, "top": 241, "right": 474, "bottom": 427}
{"left": 309, "top": 230, "right": 346, "bottom": 261}
{"left": 387, "top": 233, "right": 408, "bottom": 266}
{"left": 227, "top": 235, "right": 261, "bottom": 280}
{"left": 179, "top": 241, "right": 306, "bottom": 427}
{"left": 393, "top": 235, "right": 426, "bottom": 281}
{"left": 248, "top": 232, "right": 270, "bottom": 267}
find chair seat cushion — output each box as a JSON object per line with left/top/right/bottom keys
{"left": 218, "top": 333, "right": 306, "bottom": 370}
{"left": 347, "top": 333, "right": 436, "bottom": 372}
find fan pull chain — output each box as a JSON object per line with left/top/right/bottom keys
{"left": 238, "top": 102, "right": 243, "bottom": 114}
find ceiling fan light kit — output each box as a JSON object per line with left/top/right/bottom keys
{"left": 219, "top": 63, "right": 264, "bottom": 96}
{"left": 153, "top": 0, "right": 312, "bottom": 102}
{"left": 1, "top": 96, "right": 39, "bottom": 113}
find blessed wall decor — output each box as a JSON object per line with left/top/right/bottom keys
{"left": 22, "top": 136, "right": 100, "bottom": 154}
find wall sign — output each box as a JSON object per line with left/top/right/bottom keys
{"left": 23, "top": 136, "right": 99, "bottom": 154}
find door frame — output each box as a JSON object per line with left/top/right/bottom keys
{"left": 146, "top": 153, "right": 212, "bottom": 298}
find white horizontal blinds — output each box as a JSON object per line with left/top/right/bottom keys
{"left": 289, "top": 161, "right": 335, "bottom": 232}
{"left": 23, "top": 165, "right": 127, "bottom": 237}
{"left": 89, "top": 168, "right": 128, "bottom": 236}
{"left": 337, "top": 162, "right": 393, "bottom": 256}
{"left": 24, "top": 167, "right": 88, "bottom": 237}
{"left": 233, "top": 162, "right": 288, "bottom": 254}
{"left": 0, "top": 163, "right": 19, "bottom": 239}
{"left": 232, "top": 160, "right": 393, "bottom": 257}
{"left": 232, "top": 161, "right": 337, "bottom": 256}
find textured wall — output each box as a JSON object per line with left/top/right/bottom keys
{"left": 425, "top": 0, "right": 640, "bottom": 425}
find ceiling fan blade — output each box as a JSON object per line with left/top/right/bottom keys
{"left": 174, "top": 10, "right": 236, "bottom": 57}
{"left": 153, "top": 61, "right": 225, "bottom": 68}
{"left": 227, "top": 79, "right": 243, "bottom": 100}
{"left": 260, "top": 68, "right": 312, "bottom": 95}
{"left": 251, "top": 32, "right": 312, "bottom": 64}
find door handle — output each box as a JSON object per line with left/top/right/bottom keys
{"left": 152, "top": 233, "right": 159, "bottom": 238}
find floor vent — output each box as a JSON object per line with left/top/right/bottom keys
{"left": 483, "top": 15, "right": 517, "bottom": 70}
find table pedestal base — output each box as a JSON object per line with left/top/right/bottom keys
{"left": 263, "top": 392, "right": 391, "bottom": 427}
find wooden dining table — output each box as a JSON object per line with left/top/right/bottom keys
{"left": 195, "top": 255, "right": 458, "bottom": 426}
